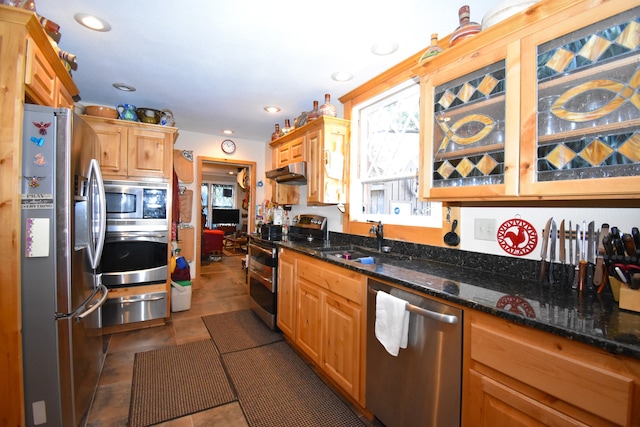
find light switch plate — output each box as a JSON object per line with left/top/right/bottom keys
{"left": 475, "top": 218, "right": 496, "bottom": 241}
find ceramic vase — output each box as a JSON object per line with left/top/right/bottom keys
{"left": 281, "top": 119, "right": 292, "bottom": 135}
{"left": 449, "top": 5, "right": 481, "bottom": 47}
{"left": 271, "top": 124, "right": 280, "bottom": 141}
{"left": 319, "top": 94, "right": 337, "bottom": 117}
{"left": 418, "top": 33, "right": 444, "bottom": 65}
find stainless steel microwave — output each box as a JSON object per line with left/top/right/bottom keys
{"left": 104, "top": 180, "right": 169, "bottom": 232}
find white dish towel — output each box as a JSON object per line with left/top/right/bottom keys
{"left": 375, "top": 291, "right": 410, "bottom": 356}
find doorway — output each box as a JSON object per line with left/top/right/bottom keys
{"left": 195, "top": 156, "right": 256, "bottom": 281}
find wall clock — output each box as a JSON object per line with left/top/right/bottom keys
{"left": 221, "top": 139, "right": 236, "bottom": 154}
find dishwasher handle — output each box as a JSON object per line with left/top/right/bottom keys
{"left": 369, "top": 288, "right": 459, "bottom": 324}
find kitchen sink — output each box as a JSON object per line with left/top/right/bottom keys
{"left": 318, "top": 245, "right": 411, "bottom": 264}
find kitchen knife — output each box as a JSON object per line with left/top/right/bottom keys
{"left": 572, "top": 222, "right": 580, "bottom": 290}
{"left": 559, "top": 220, "right": 567, "bottom": 286}
{"left": 594, "top": 224, "right": 608, "bottom": 293}
{"left": 568, "top": 220, "right": 575, "bottom": 286}
{"left": 538, "top": 217, "right": 553, "bottom": 283}
{"left": 549, "top": 220, "right": 557, "bottom": 284}
{"left": 632, "top": 227, "right": 640, "bottom": 249}
{"left": 578, "top": 220, "right": 587, "bottom": 291}
{"left": 586, "top": 221, "right": 595, "bottom": 290}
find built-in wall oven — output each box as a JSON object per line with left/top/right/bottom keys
{"left": 248, "top": 215, "right": 327, "bottom": 330}
{"left": 100, "top": 180, "right": 170, "bottom": 327}
{"left": 248, "top": 235, "right": 279, "bottom": 329}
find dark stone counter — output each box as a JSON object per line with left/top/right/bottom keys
{"left": 278, "top": 232, "right": 640, "bottom": 360}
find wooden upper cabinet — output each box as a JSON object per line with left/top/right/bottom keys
{"left": 420, "top": 45, "right": 513, "bottom": 200}
{"left": 519, "top": 4, "right": 640, "bottom": 197}
{"left": 270, "top": 116, "right": 349, "bottom": 205}
{"left": 84, "top": 116, "right": 177, "bottom": 180}
{"left": 276, "top": 136, "right": 305, "bottom": 167}
{"left": 19, "top": 13, "right": 79, "bottom": 108}
{"left": 416, "top": 0, "right": 640, "bottom": 201}
{"left": 306, "top": 119, "right": 348, "bottom": 205}
{"left": 24, "top": 37, "right": 57, "bottom": 107}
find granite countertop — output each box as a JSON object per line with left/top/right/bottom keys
{"left": 278, "top": 238, "right": 640, "bottom": 360}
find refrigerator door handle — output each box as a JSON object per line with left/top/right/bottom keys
{"left": 77, "top": 284, "right": 109, "bottom": 321}
{"left": 87, "top": 158, "right": 106, "bottom": 270}
{"left": 55, "top": 284, "right": 108, "bottom": 320}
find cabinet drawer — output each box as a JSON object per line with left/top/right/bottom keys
{"left": 297, "top": 257, "right": 362, "bottom": 304}
{"left": 470, "top": 319, "right": 633, "bottom": 426}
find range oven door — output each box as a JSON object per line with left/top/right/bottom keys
{"left": 248, "top": 241, "right": 277, "bottom": 330}
{"left": 100, "top": 230, "right": 168, "bottom": 288}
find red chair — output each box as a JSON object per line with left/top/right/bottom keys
{"left": 202, "top": 229, "right": 224, "bottom": 261}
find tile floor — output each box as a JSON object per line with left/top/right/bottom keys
{"left": 86, "top": 255, "right": 374, "bottom": 426}
{"left": 86, "top": 255, "right": 252, "bottom": 427}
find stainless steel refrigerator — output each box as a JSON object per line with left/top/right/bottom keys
{"left": 21, "top": 104, "right": 108, "bottom": 427}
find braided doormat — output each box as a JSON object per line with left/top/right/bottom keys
{"left": 202, "top": 309, "right": 283, "bottom": 354}
{"left": 224, "top": 341, "right": 364, "bottom": 427}
{"left": 128, "top": 340, "right": 236, "bottom": 427}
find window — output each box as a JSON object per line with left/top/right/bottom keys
{"left": 201, "top": 183, "right": 236, "bottom": 228}
{"left": 350, "top": 79, "right": 442, "bottom": 227}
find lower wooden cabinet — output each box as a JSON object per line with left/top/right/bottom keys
{"left": 277, "top": 249, "right": 366, "bottom": 405}
{"left": 296, "top": 279, "right": 323, "bottom": 364}
{"left": 277, "top": 249, "right": 296, "bottom": 337}
{"left": 464, "top": 310, "right": 640, "bottom": 427}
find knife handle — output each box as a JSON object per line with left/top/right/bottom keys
{"left": 539, "top": 259, "right": 549, "bottom": 283}
{"left": 593, "top": 257, "right": 606, "bottom": 289}
{"left": 578, "top": 260, "right": 587, "bottom": 291}
{"left": 623, "top": 234, "right": 636, "bottom": 257}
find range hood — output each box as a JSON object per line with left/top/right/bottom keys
{"left": 266, "top": 161, "right": 307, "bottom": 184}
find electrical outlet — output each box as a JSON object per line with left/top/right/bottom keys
{"left": 475, "top": 218, "right": 497, "bottom": 241}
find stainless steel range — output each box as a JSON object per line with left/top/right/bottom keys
{"left": 247, "top": 214, "right": 327, "bottom": 329}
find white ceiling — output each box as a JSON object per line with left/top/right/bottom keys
{"left": 36, "top": 0, "right": 498, "bottom": 142}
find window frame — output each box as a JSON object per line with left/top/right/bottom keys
{"left": 349, "top": 78, "right": 442, "bottom": 228}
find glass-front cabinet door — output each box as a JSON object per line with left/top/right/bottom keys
{"left": 420, "top": 44, "right": 519, "bottom": 200}
{"left": 520, "top": 6, "right": 640, "bottom": 197}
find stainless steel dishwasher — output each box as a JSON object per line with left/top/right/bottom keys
{"left": 366, "top": 279, "right": 462, "bottom": 427}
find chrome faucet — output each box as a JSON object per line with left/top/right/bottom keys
{"left": 368, "top": 220, "right": 384, "bottom": 251}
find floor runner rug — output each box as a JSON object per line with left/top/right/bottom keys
{"left": 202, "top": 309, "right": 283, "bottom": 354}
{"left": 128, "top": 340, "right": 236, "bottom": 427}
{"left": 224, "top": 340, "right": 364, "bottom": 427}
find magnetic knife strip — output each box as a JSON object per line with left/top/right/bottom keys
{"left": 538, "top": 219, "right": 640, "bottom": 292}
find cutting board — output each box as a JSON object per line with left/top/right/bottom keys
{"left": 179, "top": 190, "right": 193, "bottom": 223}
{"left": 173, "top": 150, "right": 194, "bottom": 183}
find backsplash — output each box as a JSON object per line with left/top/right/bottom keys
{"left": 329, "top": 231, "right": 539, "bottom": 283}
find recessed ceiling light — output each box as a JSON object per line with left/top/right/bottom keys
{"left": 223, "top": 129, "right": 234, "bottom": 135}
{"left": 264, "top": 106, "right": 281, "bottom": 113}
{"left": 228, "top": 171, "right": 235, "bottom": 175}
{"left": 112, "top": 83, "right": 136, "bottom": 92}
{"left": 371, "top": 41, "right": 399, "bottom": 56}
{"left": 331, "top": 71, "right": 353, "bottom": 82}
{"left": 74, "top": 13, "right": 111, "bottom": 32}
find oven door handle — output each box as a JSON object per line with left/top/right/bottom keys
{"left": 249, "top": 243, "right": 275, "bottom": 256}
{"left": 105, "top": 232, "right": 168, "bottom": 242}
{"left": 249, "top": 269, "right": 273, "bottom": 286}
{"left": 117, "top": 295, "right": 165, "bottom": 304}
